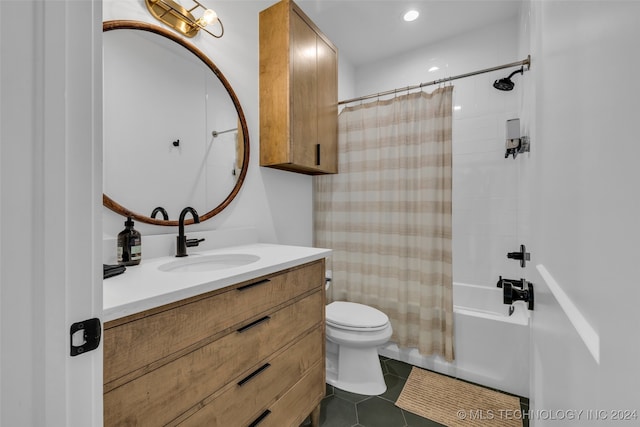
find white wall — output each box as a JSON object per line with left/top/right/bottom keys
{"left": 355, "top": 18, "right": 524, "bottom": 288}
{"left": 102, "top": 0, "right": 315, "bottom": 250}
{"left": 520, "top": 1, "right": 640, "bottom": 423}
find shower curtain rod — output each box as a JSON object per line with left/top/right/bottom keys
{"left": 338, "top": 55, "right": 531, "bottom": 105}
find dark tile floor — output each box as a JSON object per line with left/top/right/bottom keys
{"left": 304, "top": 356, "right": 529, "bottom": 427}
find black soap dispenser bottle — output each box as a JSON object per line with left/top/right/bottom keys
{"left": 117, "top": 217, "right": 142, "bottom": 266}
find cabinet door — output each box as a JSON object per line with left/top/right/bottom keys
{"left": 316, "top": 35, "right": 338, "bottom": 173}
{"left": 291, "top": 10, "right": 318, "bottom": 169}
{"left": 259, "top": 0, "right": 338, "bottom": 175}
{"left": 104, "top": 292, "right": 323, "bottom": 426}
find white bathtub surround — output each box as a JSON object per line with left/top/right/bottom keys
{"left": 315, "top": 88, "right": 455, "bottom": 361}
{"left": 380, "top": 282, "right": 530, "bottom": 397}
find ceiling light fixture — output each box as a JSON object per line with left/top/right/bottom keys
{"left": 428, "top": 66, "right": 440, "bottom": 72}
{"left": 145, "top": 0, "right": 224, "bottom": 38}
{"left": 403, "top": 10, "right": 420, "bottom": 22}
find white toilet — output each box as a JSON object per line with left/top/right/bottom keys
{"left": 325, "top": 301, "right": 393, "bottom": 395}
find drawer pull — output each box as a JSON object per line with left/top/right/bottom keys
{"left": 236, "top": 279, "right": 271, "bottom": 292}
{"left": 248, "top": 410, "right": 271, "bottom": 427}
{"left": 237, "top": 316, "right": 271, "bottom": 333}
{"left": 237, "top": 363, "right": 271, "bottom": 387}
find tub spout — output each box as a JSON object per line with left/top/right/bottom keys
{"left": 496, "top": 275, "right": 523, "bottom": 289}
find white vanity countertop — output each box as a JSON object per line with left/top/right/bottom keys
{"left": 103, "top": 243, "right": 331, "bottom": 322}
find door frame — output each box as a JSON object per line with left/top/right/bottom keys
{"left": 0, "top": 0, "right": 103, "bottom": 425}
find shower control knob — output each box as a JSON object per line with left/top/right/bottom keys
{"left": 507, "top": 244, "right": 530, "bottom": 268}
{"left": 503, "top": 280, "right": 534, "bottom": 311}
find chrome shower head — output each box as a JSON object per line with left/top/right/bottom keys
{"left": 493, "top": 67, "right": 524, "bottom": 91}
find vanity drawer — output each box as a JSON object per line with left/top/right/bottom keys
{"left": 175, "top": 326, "right": 323, "bottom": 426}
{"left": 104, "top": 291, "right": 323, "bottom": 426}
{"left": 256, "top": 360, "right": 325, "bottom": 427}
{"left": 104, "top": 259, "right": 324, "bottom": 385}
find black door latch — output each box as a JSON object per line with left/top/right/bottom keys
{"left": 70, "top": 318, "right": 101, "bottom": 357}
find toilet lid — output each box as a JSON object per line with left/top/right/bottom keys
{"left": 326, "top": 301, "right": 389, "bottom": 330}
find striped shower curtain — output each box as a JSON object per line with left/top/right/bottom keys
{"left": 314, "top": 87, "right": 454, "bottom": 361}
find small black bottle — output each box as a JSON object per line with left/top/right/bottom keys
{"left": 117, "top": 217, "right": 142, "bottom": 266}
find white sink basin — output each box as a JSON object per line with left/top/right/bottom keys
{"left": 158, "top": 254, "right": 260, "bottom": 273}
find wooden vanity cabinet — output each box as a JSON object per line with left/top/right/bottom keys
{"left": 259, "top": 0, "right": 338, "bottom": 175}
{"left": 103, "top": 260, "right": 326, "bottom": 427}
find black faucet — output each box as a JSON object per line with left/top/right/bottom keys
{"left": 150, "top": 206, "right": 169, "bottom": 220}
{"left": 176, "top": 207, "right": 205, "bottom": 257}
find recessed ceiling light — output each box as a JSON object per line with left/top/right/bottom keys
{"left": 428, "top": 66, "right": 439, "bottom": 72}
{"left": 403, "top": 10, "right": 419, "bottom": 22}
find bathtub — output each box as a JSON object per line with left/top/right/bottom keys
{"left": 379, "top": 282, "right": 530, "bottom": 397}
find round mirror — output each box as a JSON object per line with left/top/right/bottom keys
{"left": 103, "top": 20, "right": 249, "bottom": 226}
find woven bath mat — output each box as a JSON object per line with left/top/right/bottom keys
{"left": 396, "top": 367, "right": 522, "bottom": 427}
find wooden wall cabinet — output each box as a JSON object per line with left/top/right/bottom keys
{"left": 103, "top": 260, "right": 326, "bottom": 426}
{"left": 259, "top": 0, "right": 338, "bottom": 175}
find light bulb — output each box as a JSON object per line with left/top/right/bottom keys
{"left": 403, "top": 10, "right": 419, "bottom": 22}
{"left": 201, "top": 9, "right": 218, "bottom": 25}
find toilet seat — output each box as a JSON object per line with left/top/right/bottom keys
{"left": 326, "top": 301, "right": 390, "bottom": 331}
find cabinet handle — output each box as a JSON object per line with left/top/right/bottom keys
{"left": 236, "top": 279, "right": 271, "bottom": 292}
{"left": 237, "top": 316, "right": 271, "bottom": 333}
{"left": 316, "top": 143, "right": 321, "bottom": 166}
{"left": 237, "top": 363, "right": 271, "bottom": 387}
{"left": 248, "top": 410, "right": 271, "bottom": 427}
